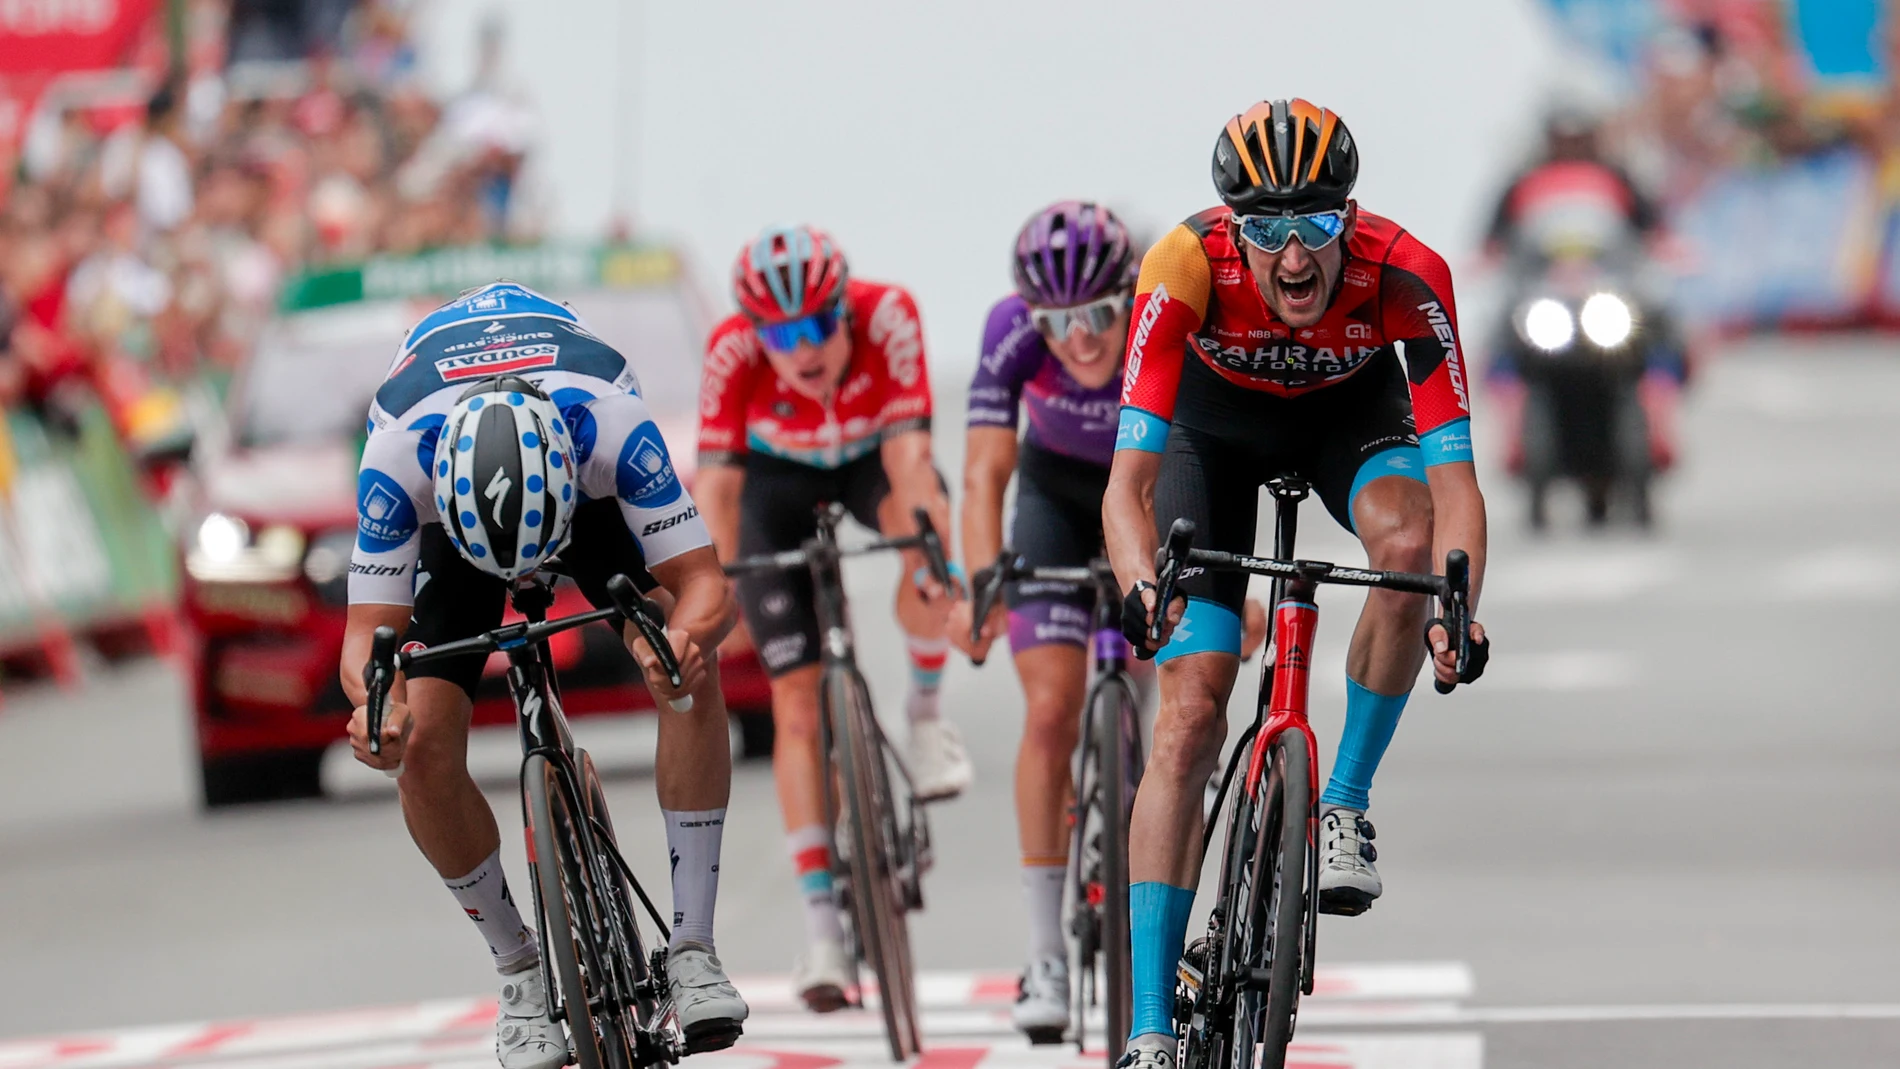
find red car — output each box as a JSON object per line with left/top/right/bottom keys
{"left": 180, "top": 251, "right": 773, "bottom": 806}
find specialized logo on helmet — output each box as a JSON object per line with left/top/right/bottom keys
{"left": 357, "top": 470, "right": 417, "bottom": 552}
{"left": 618, "top": 422, "right": 682, "bottom": 507}
{"left": 484, "top": 466, "right": 513, "bottom": 527}
{"left": 434, "top": 344, "right": 560, "bottom": 382}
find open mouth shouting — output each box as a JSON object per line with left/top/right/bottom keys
{"left": 1275, "top": 266, "right": 1321, "bottom": 312}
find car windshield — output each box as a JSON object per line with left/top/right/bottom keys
{"left": 234, "top": 286, "right": 705, "bottom": 448}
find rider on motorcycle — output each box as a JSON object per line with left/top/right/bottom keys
{"left": 1103, "top": 100, "right": 1490, "bottom": 1069}
{"left": 695, "top": 225, "right": 968, "bottom": 1012}
{"left": 341, "top": 282, "right": 749, "bottom": 1068}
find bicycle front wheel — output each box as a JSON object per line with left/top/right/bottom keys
{"left": 1226, "top": 736, "right": 1310, "bottom": 1069}
{"left": 1077, "top": 674, "right": 1139, "bottom": 1064}
{"left": 828, "top": 667, "right": 921, "bottom": 1061}
{"left": 526, "top": 754, "right": 636, "bottom": 1069}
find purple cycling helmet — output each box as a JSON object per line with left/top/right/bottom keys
{"left": 1011, "top": 200, "right": 1135, "bottom": 307}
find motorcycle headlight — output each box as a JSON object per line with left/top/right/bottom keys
{"left": 195, "top": 513, "right": 251, "bottom": 564}
{"left": 1579, "top": 292, "right": 1634, "bottom": 348}
{"left": 1521, "top": 298, "right": 1575, "bottom": 352}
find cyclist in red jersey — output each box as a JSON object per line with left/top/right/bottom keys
{"left": 697, "top": 225, "right": 967, "bottom": 1011}
{"left": 1103, "top": 100, "right": 1490, "bottom": 1068}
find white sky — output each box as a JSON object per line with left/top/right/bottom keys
{"left": 412, "top": 0, "right": 1565, "bottom": 367}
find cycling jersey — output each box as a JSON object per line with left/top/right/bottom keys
{"left": 1117, "top": 206, "right": 1473, "bottom": 466}
{"left": 349, "top": 282, "right": 709, "bottom": 607}
{"left": 699, "top": 278, "right": 933, "bottom": 470}
{"left": 968, "top": 294, "right": 1120, "bottom": 468}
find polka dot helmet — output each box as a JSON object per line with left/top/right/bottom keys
{"left": 433, "top": 375, "right": 578, "bottom": 580}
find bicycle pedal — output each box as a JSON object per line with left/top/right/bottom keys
{"left": 1023, "top": 1026, "right": 1066, "bottom": 1046}
{"left": 682, "top": 1020, "right": 744, "bottom": 1054}
{"left": 1317, "top": 889, "right": 1374, "bottom": 917}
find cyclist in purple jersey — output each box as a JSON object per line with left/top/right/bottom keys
{"left": 967, "top": 294, "right": 1123, "bottom": 469}
{"left": 953, "top": 202, "right": 1137, "bottom": 1040}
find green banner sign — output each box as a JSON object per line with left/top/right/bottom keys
{"left": 279, "top": 243, "right": 682, "bottom": 312}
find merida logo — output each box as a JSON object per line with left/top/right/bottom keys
{"left": 1416, "top": 300, "right": 1469, "bottom": 411}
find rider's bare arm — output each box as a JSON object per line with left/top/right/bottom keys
{"left": 648, "top": 545, "right": 739, "bottom": 654}
{"left": 1424, "top": 460, "right": 1487, "bottom": 683}
{"left": 695, "top": 464, "right": 745, "bottom": 566}
{"left": 959, "top": 426, "right": 1017, "bottom": 576}
{"left": 340, "top": 602, "right": 412, "bottom": 709}
{"left": 881, "top": 427, "right": 951, "bottom": 557}
{"left": 1104, "top": 447, "right": 1163, "bottom": 601}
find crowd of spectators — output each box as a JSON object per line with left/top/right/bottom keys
{"left": 1622, "top": 2, "right": 1899, "bottom": 203}
{"left": 0, "top": 0, "right": 539, "bottom": 446}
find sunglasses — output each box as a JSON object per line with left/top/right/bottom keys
{"left": 1029, "top": 292, "right": 1130, "bottom": 339}
{"left": 757, "top": 300, "right": 846, "bottom": 351}
{"left": 1233, "top": 208, "right": 1350, "bottom": 254}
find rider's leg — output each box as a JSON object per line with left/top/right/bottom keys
{"left": 649, "top": 631, "right": 734, "bottom": 953}
{"left": 1010, "top": 638, "right": 1087, "bottom": 960}
{"left": 1127, "top": 645, "right": 1241, "bottom": 1042}
{"left": 764, "top": 665, "right": 843, "bottom": 940}
{"left": 399, "top": 676, "right": 539, "bottom": 972}
{"left": 881, "top": 487, "right": 953, "bottom": 726}
{"left": 880, "top": 486, "right": 971, "bottom": 799}
{"left": 1329, "top": 472, "right": 1433, "bottom": 809}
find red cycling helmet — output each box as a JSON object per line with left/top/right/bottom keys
{"left": 731, "top": 224, "right": 849, "bottom": 323}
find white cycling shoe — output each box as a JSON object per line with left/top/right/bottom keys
{"left": 907, "top": 719, "right": 973, "bottom": 801}
{"left": 668, "top": 945, "right": 749, "bottom": 1053}
{"left": 792, "top": 935, "right": 853, "bottom": 1013}
{"left": 1116, "top": 1034, "right": 1177, "bottom": 1069}
{"left": 1010, "top": 955, "right": 1070, "bottom": 1044}
{"left": 1317, "top": 804, "right": 1381, "bottom": 916}
{"left": 495, "top": 963, "right": 569, "bottom": 1069}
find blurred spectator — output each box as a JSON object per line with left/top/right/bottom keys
{"left": 0, "top": 0, "right": 544, "bottom": 448}
{"left": 98, "top": 82, "right": 196, "bottom": 234}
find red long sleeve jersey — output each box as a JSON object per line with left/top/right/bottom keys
{"left": 1117, "top": 206, "right": 1473, "bottom": 464}
{"left": 699, "top": 278, "right": 933, "bottom": 469}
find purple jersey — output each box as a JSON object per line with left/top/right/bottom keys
{"left": 967, "top": 295, "right": 1120, "bottom": 468}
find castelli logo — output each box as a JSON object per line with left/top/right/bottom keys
{"left": 1, "top": 0, "right": 118, "bottom": 33}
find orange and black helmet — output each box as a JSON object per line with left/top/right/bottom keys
{"left": 1212, "top": 99, "right": 1359, "bottom": 215}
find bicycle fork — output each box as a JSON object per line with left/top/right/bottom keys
{"left": 1249, "top": 574, "right": 1323, "bottom": 998}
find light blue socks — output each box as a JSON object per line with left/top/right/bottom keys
{"left": 1128, "top": 881, "right": 1195, "bottom": 1041}
{"left": 1320, "top": 676, "right": 1411, "bottom": 810}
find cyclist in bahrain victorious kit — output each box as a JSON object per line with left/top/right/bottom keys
{"left": 1103, "top": 100, "right": 1491, "bottom": 1068}
{"left": 341, "top": 282, "right": 749, "bottom": 1068}
{"left": 696, "top": 225, "right": 969, "bottom": 1012}
{"left": 948, "top": 202, "right": 1267, "bottom": 1042}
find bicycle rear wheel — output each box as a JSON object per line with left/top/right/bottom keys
{"left": 1225, "top": 737, "right": 1310, "bottom": 1069}
{"left": 828, "top": 667, "right": 922, "bottom": 1061}
{"left": 526, "top": 754, "right": 636, "bottom": 1069}
{"left": 1074, "top": 674, "right": 1139, "bottom": 1063}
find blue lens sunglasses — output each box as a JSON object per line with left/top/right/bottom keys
{"left": 1234, "top": 208, "right": 1349, "bottom": 254}
{"left": 757, "top": 300, "right": 847, "bottom": 351}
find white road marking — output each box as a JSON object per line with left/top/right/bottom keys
{"left": 0, "top": 965, "right": 1478, "bottom": 1069}
{"left": 1764, "top": 546, "right": 1900, "bottom": 602}
{"left": 1480, "top": 548, "right": 1678, "bottom": 606}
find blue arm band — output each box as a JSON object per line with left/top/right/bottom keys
{"left": 1116, "top": 407, "right": 1170, "bottom": 454}
{"left": 1419, "top": 418, "right": 1474, "bottom": 466}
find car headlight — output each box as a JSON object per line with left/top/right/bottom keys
{"left": 1579, "top": 292, "right": 1634, "bottom": 348}
{"left": 196, "top": 513, "right": 250, "bottom": 563}
{"left": 303, "top": 529, "right": 355, "bottom": 587}
{"left": 1521, "top": 298, "right": 1575, "bottom": 352}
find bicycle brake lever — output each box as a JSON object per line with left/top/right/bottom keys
{"left": 364, "top": 625, "right": 397, "bottom": 764}
{"left": 912, "top": 507, "right": 955, "bottom": 593}
{"left": 967, "top": 550, "right": 1017, "bottom": 668}
{"left": 606, "top": 574, "right": 694, "bottom": 712}
{"left": 1431, "top": 549, "right": 1473, "bottom": 694}
{"left": 1148, "top": 519, "right": 1197, "bottom": 648}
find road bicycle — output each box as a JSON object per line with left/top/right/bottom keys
{"left": 1152, "top": 476, "right": 1485, "bottom": 1069}
{"left": 724, "top": 504, "right": 951, "bottom": 1061}
{"left": 364, "top": 572, "right": 699, "bottom": 1069}
{"left": 968, "top": 553, "right": 1141, "bottom": 1062}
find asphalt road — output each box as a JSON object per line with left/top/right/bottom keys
{"left": 1, "top": 336, "right": 1897, "bottom": 1069}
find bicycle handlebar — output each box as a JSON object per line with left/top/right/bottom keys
{"left": 363, "top": 573, "right": 693, "bottom": 757}
{"left": 724, "top": 507, "right": 953, "bottom": 588}
{"left": 966, "top": 549, "right": 1116, "bottom": 667}
{"left": 1150, "top": 519, "right": 1483, "bottom": 690}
